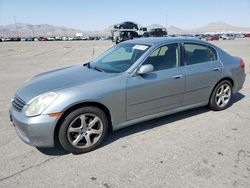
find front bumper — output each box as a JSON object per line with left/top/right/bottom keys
{"left": 9, "top": 106, "right": 59, "bottom": 147}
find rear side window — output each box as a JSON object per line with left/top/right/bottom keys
{"left": 184, "top": 43, "right": 217, "bottom": 65}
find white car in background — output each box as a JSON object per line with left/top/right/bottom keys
{"left": 221, "top": 34, "right": 235, "bottom": 40}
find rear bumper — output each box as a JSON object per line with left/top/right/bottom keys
{"left": 9, "top": 106, "right": 59, "bottom": 147}
{"left": 233, "top": 72, "right": 246, "bottom": 93}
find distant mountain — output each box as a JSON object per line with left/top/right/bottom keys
{"left": 192, "top": 22, "right": 250, "bottom": 33}
{"left": 168, "top": 22, "right": 250, "bottom": 34}
{"left": 0, "top": 23, "right": 110, "bottom": 37}
{"left": 167, "top": 26, "right": 186, "bottom": 34}
{"left": 146, "top": 24, "right": 165, "bottom": 29}
{"left": 1, "top": 22, "right": 250, "bottom": 37}
{"left": 0, "top": 23, "right": 84, "bottom": 37}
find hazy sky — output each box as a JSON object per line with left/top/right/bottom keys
{"left": 0, "top": 0, "right": 250, "bottom": 30}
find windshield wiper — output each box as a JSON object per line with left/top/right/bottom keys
{"left": 84, "top": 62, "right": 104, "bottom": 72}
{"left": 91, "top": 65, "right": 104, "bottom": 72}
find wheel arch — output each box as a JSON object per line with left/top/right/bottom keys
{"left": 53, "top": 101, "right": 112, "bottom": 146}
{"left": 209, "top": 77, "right": 234, "bottom": 102}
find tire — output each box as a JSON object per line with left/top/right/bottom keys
{"left": 209, "top": 80, "right": 232, "bottom": 111}
{"left": 59, "top": 107, "right": 108, "bottom": 154}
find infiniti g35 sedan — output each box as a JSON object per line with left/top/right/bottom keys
{"left": 9, "top": 37, "right": 246, "bottom": 154}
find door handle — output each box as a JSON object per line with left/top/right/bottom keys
{"left": 213, "top": 67, "right": 220, "bottom": 71}
{"left": 173, "top": 75, "right": 183, "bottom": 79}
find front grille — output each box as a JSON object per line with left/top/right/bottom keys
{"left": 12, "top": 95, "right": 26, "bottom": 112}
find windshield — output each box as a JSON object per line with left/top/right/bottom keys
{"left": 90, "top": 43, "right": 149, "bottom": 73}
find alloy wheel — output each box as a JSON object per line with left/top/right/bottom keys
{"left": 67, "top": 113, "right": 103, "bottom": 148}
{"left": 215, "top": 83, "right": 232, "bottom": 108}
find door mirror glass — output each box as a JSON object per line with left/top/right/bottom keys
{"left": 137, "top": 64, "right": 154, "bottom": 75}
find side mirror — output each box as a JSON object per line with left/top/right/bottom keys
{"left": 137, "top": 64, "right": 154, "bottom": 75}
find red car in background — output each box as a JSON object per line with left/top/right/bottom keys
{"left": 245, "top": 33, "right": 250, "bottom": 37}
{"left": 205, "top": 35, "right": 219, "bottom": 41}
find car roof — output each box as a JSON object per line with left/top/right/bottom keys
{"left": 123, "top": 37, "right": 211, "bottom": 46}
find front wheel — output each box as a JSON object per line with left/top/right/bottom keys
{"left": 209, "top": 80, "right": 232, "bottom": 111}
{"left": 59, "top": 107, "right": 108, "bottom": 154}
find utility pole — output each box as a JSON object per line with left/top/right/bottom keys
{"left": 92, "top": 42, "right": 95, "bottom": 59}
{"left": 165, "top": 15, "right": 168, "bottom": 29}
{"left": 14, "top": 16, "right": 18, "bottom": 36}
{"left": 32, "top": 25, "right": 35, "bottom": 37}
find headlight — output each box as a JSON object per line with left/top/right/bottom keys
{"left": 25, "top": 92, "right": 58, "bottom": 117}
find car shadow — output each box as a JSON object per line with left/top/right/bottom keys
{"left": 228, "top": 92, "right": 245, "bottom": 107}
{"left": 36, "top": 144, "right": 70, "bottom": 156}
{"left": 101, "top": 107, "right": 209, "bottom": 147}
{"left": 37, "top": 92, "right": 245, "bottom": 156}
{"left": 101, "top": 92, "right": 245, "bottom": 149}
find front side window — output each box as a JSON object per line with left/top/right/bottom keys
{"left": 91, "top": 43, "right": 149, "bottom": 73}
{"left": 184, "top": 43, "right": 217, "bottom": 65}
{"left": 143, "top": 43, "right": 180, "bottom": 71}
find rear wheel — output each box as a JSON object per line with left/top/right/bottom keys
{"left": 59, "top": 107, "right": 108, "bottom": 154}
{"left": 209, "top": 80, "right": 232, "bottom": 111}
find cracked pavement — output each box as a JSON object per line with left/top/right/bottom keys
{"left": 0, "top": 40, "right": 250, "bottom": 188}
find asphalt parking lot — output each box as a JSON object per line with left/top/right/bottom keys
{"left": 0, "top": 39, "right": 250, "bottom": 188}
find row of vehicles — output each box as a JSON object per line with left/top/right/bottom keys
{"left": 0, "top": 36, "right": 111, "bottom": 42}
{"left": 111, "top": 21, "right": 250, "bottom": 44}
{"left": 1, "top": 21, "right": 249, "bottom": 43}
{"left": 205, "top": 34, "right": 238, "bottom": 41}
{"left": 169, "top": 33, "right": 247, "bottom": 41}
{"left": 1, "top": 33, "right": 249, "bottom": 43}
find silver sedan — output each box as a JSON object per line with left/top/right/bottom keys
{"left": 9, "top": 37, "right": 246, "bottom": 153}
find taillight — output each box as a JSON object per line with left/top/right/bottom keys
{"left": 240, "top": 58, "right": 245, "bottom": 69}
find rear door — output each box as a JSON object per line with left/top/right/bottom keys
{"left": 183, "top": 43, "right": 223, "bottom": 106}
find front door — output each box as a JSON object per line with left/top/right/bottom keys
{"left": 126, "top": 43, "right": 186, "bottom": 120}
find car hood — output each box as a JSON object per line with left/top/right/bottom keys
{"left": 16, "top": 65, "right": 115, "bottom": 102}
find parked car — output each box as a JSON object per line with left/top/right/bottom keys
{"left": 244, "top": 33, "right": 250, "bottom": 37}
{"left": 55, "top": 36, "right": 62, "bottom": 41}
{"left": 194, "top": 34, "right": 202, "bottom": 39}
{"left": 205, "top": 35, "right": 219, "bottom": 41}
{"left": 137, "top": 27, "right": 147, "bottom": 36}
{"left": 115, "top": 30, "right": 139, "bottom": 44}
{"left": 221, "top": 34, "right": 235, "bottom": 40}
{"left": 3, "top": 37, "right": 11, "bottom": 42}
{"left": 47, "top": 37, "right": 55, "bottom": 41}
{"left": 38, "top": 37, "right": 48, "bottom": 41}
{"left": 10, "top": 37, "right": 21, "bottom": 42}
{"left": 144, "top": 28, "right": 167, "bottom": 37}
{"left": 234, "top": 34, "right": 245, "bottom": 38}
{"left": 9, "top": 37, "right": 246, "bottom": 154}
{"left": 114, "top": 21, "right": 138, "bottom": 30}
{"left": 25, "top": 37, "right": 35, "bottom": 41}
